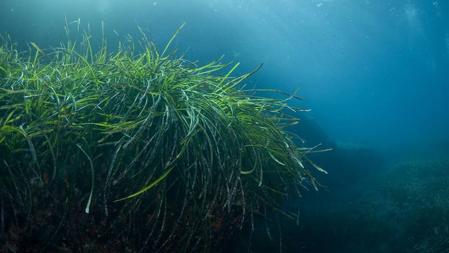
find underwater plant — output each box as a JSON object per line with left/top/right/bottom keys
{"left": 0, "top": 25, "right": 323, "bottom": 252}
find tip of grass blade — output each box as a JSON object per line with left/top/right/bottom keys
{"left": 161, "top": 22, "right": 186, "bottom": 57}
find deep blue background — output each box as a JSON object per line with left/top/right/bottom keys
{"left": 1, "top": 1, "right": 449, "bottom": 252}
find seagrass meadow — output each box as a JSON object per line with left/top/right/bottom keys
{"left": 0, "top": 26, "right": 325, "bottom": 252}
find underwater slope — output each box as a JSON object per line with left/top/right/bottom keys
{"left": 257, "top": 153, "right": 449, "bottom": 253}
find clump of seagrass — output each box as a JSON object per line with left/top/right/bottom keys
{"left": 0, "top": 25, "right": 324, "bottom": 252}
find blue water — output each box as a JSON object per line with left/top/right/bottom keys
{"left": 2, "top": 0, "right": 448, "bottom": 152}
{"left": 1, "top": 1, "right": 448, "bottom": 252}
